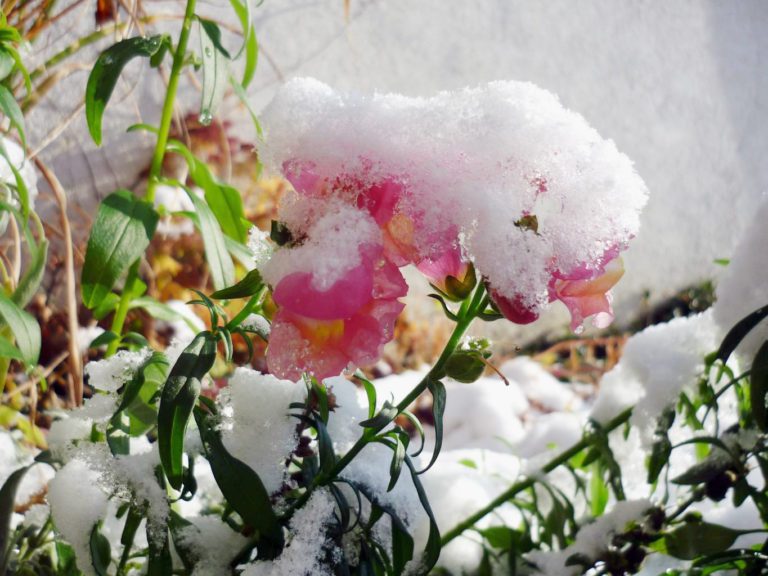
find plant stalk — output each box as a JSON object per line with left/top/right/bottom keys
{"left": 440, "top": 407, "right": 633, "bottom": 546}
{"left": 106, "top": 0, "right": 197, "bottom": 355}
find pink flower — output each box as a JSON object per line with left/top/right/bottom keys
{"left": 416, "top": 244, "right": 475, "bottom": 301}
{"left": 267, "top": 244, "right": 407, "bottom": 380}
{"left": 490, "top": 256, "right": 625, "bottom": 331}
{"left": 551, "top": 257, "right": 624, "bottom": 331}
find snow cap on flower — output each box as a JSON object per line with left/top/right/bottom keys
{"left": 261, "top": 78, "right": 648, "bottom": 331}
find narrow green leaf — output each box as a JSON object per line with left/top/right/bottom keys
{"left": 198, "top": 20, "right": 228, "bottom": 124}
{"left": 118, "top": 352, "right": 169, "bottom": 413}
{"left": 12, "top": 238, "right": 47, "bottom": 308}
{"left": 0, "top": 291, "right": 40, "bottom": 367}
{"left": 158, "top": 332, "right": 216, "bottom": 489}
{"left": 386, "top": 432, "right": 408, "bottom": 492}
{"left": 186, "top": 191, "right": 235, "bottom": 291}
{"left": 195, "top": 408, "right": 284, "bottom": 557}
{"left": 0, "top": 141, "right": 29, "bottom": 218}
{"left": 0, "top": 336, "right": 23, "bottom": 361}
{"left": 211, "top": 268, "right": 263, "bottom": 299}
{"left": 665, "top": 521, "right": 741, "bottom": 560}
{"left": 81, "top": 190, "right": 158, "bottom": 308}
{"left": 419, "top": 379, "right": 446, "bottom": 474}
{"left": 359, "top": 401, "right": 398, "bottom": 429}
{"left": 129, "top": 296, "right": 201, "bottom": 332}
{"left": 0, "top": 466, "right": 29, "bottom": 572}
{"left": 89, "top": 523, "right": 112, "bottom": 576}
{"left": 0, "top": 85, "right": 25, "bottom": 148}
{"left": 354, "top": 371, "right": 377, "bottom": 420}
{"left": 403, "top": 455, "right": 441, "bottom": 571}
{"left": 391, "top": 519, "right": 414, "bottom": 575}
{"left": 241, "top": 26, "right": 258, "bottom": 88}
{"left": 86, "top": 35, "right": 164, "bottom": 145}
{"left": 0, "top": 50, "right": 14, "bottom": 81}
{"left": 316, "top": 418, "right": 337, "bottom": 474}
{"left": 750, "top": 341, "right": 768, "bottom": 431}
{"left": 717, "top": 305, "right": 768, "bottom": 363}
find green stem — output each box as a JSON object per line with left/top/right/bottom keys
{"left": 287, "top": 284, "right": 488, "bottom": 516}
{"left": 106, "top": 260, "right": 140, "bottom": 356}
{"left": 106, "top": 0, "right": 197, "bottom": 355}
{"left": 146, "top": 0, "right": 198, "bottom": 204}
{"left": 226, "top": 287, "right": 266, "bottom": 330}
{"left": 440, "top": 407, "right": 633, "bottom": 546}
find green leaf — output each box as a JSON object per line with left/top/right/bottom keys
{"left": 12, "top": 238, "right": 47, "bottom": 308}
{"left": 444, "top": 350, "right": 485, "bottom": 383}
{"left": 89, "top": 523, "right": 112, "bottom": 576}
{"left": 195, "top": 408, "right": 284, "bottom": 558}
{"left": 0, "top": 85, "right": 25, "bottom": 148}
{"left": 0, "top": 141, "right": 30, "bottom": 219}
{"left": 186, "top": 190, "right": 235, "bottom": 291}
{"left": 386, "top": 432, "right": 408, "bottom": 492}
{"left": 750, "top": 340, "right": 768, "bottom": 432}
{"left": 198, "top": 19, "right": 228, "bottom": 124}
{"left": 129, "top": 296, "right": 201, "bottom": 332}
{"left": 0, "top": 335, "right": 23, "bottom": 361}
{"left": 165, "top": 140, "right": 247, "bottom": 243}
{"left": 211, "top": 268, "right": 264, "bottom": 299}
{"left": 391, "top": 519, "right": 414, "bottom": 575}
{"left": 316, "top": 418, "right": 337, "bottom": 474}
{"left": 241, "top": 26, "right": 258, "bottom": 88}
{"left": 717, "top": 304, "right": 768, "bottom": 363}
{"left": 118, "top": 352, "right": 169, "bottom": 413}
{"left": 665, "top": 521, "right": 741, "bottom": 560}
{"left": 0, "top": 466, "right": 29, "bottom": 573}
{"left": 359, "top": 401, "right": 398, "bottom": 429}
{"left": 0, "top": 291, "right": 40, "bottom": 367}
{"left": 481, "top": 526, "right": 517, "bottom": 550}
{"left": 419, "top": 379, "right": 446, "bottom": 474}
{"left": 158, "top": 332, "right": 216, "bottom": 489}
{"left": 355, "top": 371, "right": 377, "bottom": 420}
{"left": 403, "top": 455, "right": 441, "bottom": 571}
{"left": 82, "top": 190, "right": 158, "bottom": 308}
{"left": 86, "top": 35, "right": 164, "bottom": 145}
{"left": 0, "top": 50, "right": 14, "bottom": 81}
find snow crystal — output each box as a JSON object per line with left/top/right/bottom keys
{"left": 260, "top": 78, "right": 648, "bottom": 320}
{"left": 84, "top": 348, "right": 152, "bottom": 392}
{"left": 243, "top": 489, "right": 338, "bottom": 576}
{"left": 528, "top": 499, "right": 652, "bottom": 576}
{"left": 47, "top": 417, "right": 94, "bottom": 461}
{"left": 501, "top": 356, "right": 585, "bottom": 413}
{"left": 22, "top": 503, "right": 49, "bottom": 528}
{"left": 713, "top": 196, "right": 768, "bottom": 361}
{"left": 176, "top": 516, "right": 248, "bottom": 576}
{"left": 261, "top": 199, "right": 382, "bottom": 291}
{"left": 590, "top": 311, "right": 720, "bottom": 442}
{"left": 438, "top": 377, "right": 527, "bottom": 452}
{"left": 113, "top": 446, "right": 169, "bottom": 540}
{"left": 242, "top": 313, "right": 271, "bottom": 339}
{"left": 248, "top": 226, "right": 274, "bottom": 268}
{"left": 48, "top": 459, "right": 109, "bottom": 576}
{"left": 220, "top": 368, "right": 306, "bottom": 495}
{"left": 324, "top": 375, "right": 369, "bottom": 450}
{"left": 154, "top": 183, "right": 195, "bottom": 238}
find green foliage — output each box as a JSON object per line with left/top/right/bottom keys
{"left": 81, "top": 190, "right": 158, "bottom": 308}
{"left": 85, "top": 35, "right": 165, "bottom": 145}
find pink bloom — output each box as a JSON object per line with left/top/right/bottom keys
{"left": 416, "top": 244, "right": 475, "bottom": 300}
{"left": 489, "top": 291, "right": 540, "bottom": 325}
{"left": 551, "top": 257, "right": 624, "bottom": 331}
{"left": 267, "top": 244, "right": 407, "bottom": 380}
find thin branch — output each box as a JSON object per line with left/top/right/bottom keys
{"left": 34, "top": 157, "right": 82, "bottom": 406}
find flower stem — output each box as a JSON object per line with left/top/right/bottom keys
{"left": 146, "top": 0, "right": 198, "bottom": 204}
{"left": 106, "top": 0, "right": 197, "bottom": 356}
{"left": 287, "top": 284, "right": 488, "bottom": 516}
{"left": 439, "top": 407, "right": 633, "bottom": 546}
